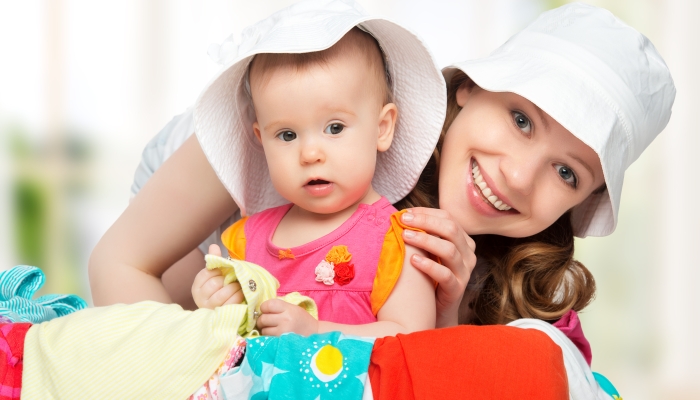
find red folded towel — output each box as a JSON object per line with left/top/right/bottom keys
{"left": 0, "top": 323, "right": 31, "bottom": 400}
{"left": 369, "top": 325, "right": 568, "bottom": 399}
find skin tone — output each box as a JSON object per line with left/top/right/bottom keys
{"left": 191, "top": 50, "right": 436, "bottom": 337}
{"left": 398, "top": 82, "right": 605, "bottom": 326}
{"left": 88, "top": 69, "right": 605, "bottom": 332}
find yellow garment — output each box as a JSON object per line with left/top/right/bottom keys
{"left": 22, "top": 256, "right": 318, "bottom": 400}
{"left": 22, "top": 301, "right": 247, "bottom": 400}
{"left": 205, "top": 254, "right": 318, "bottom": 335}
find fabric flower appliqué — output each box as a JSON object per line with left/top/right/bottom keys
{"left": 315, "top": 260, "right": 335, "bottom": 285}
{"left": 314, "top": 245, "right": 355, "bottom": 286}
{"left": 333, "top": 261, "right": 355, "bottom": 286}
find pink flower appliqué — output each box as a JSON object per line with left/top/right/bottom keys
{"left": 315, "top": 260, "right": 335, "bottom": 285}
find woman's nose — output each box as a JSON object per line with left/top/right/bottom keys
{"left": 299, "top": 137, "right": 325, "bottom": 165}
{"left": 501, "top": 155, "right": 540, "bottom": 197}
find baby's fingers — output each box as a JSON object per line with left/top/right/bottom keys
{"left": 208, "top": 244, "right": 223, "bottom": 257}
{"left": 210, "top": 281, "right": 244, "bottom": 306}
{"left": 192, "top": 268, "right": 223, "bottom": 292}
{"left": 259, "top": 298, "right": 287, "bottom": 314}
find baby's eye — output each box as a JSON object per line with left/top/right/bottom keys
{"left": 277, "top": 131, "right": 297, "bottom": 142}
{"left": 555, "top": 164, "right": 578, "bottom": 188}
{"left": 324, "top": 123, "right": 344, "bottom": 135}
{"left": 512, "top": 111, "right": 532, "bottom": 135}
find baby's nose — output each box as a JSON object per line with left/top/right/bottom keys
{"left": 299, "top": 139, "right": 325, "bottom": 164}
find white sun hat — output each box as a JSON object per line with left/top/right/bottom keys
{"left": 194, "top": 0, "right": 445, "bottom": 217}
{"left": 443, "top": 2, "right": 675, "bottom": 237}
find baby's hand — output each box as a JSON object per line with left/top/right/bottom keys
{"left": 256, "top": 299, "right": 318, "bottom": 336}
{"left": 191, "top": 245, "right": 244, "bottom": 309}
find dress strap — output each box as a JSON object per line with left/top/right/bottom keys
{"left": 370, "top": 210, "right": 423, "bottom": 315}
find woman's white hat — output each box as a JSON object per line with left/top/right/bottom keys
{"left": 444, "top": 2, "right": 675, "bottom": 237}
{"left": 194, "top": 0, "right": 445, "bottom": 217}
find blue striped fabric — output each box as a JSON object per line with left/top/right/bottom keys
{"left": 0, "top": 265, "right": 87, "bottom": 323}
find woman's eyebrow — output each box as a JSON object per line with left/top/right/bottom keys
{"left": 568, "top": 152, "right": 595, "bottom": 179}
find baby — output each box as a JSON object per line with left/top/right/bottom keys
{"left": 192, "top": 25, "right": 442, "bottom": 338}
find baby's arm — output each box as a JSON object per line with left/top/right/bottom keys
{"left": 192, "top": 245, "right": 244, "bottom": 309}
{"left": 257, "top": 244, "right": 436, "bottom": 337}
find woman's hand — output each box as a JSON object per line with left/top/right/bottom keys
{"left": 256, "top": 299, "right": 319, "bottom": 336}
{"left": 191, "top": 245, "right": 244, "bottom": 309}
{"left": 399, "top": 207, "right": 476, "bottom": 328}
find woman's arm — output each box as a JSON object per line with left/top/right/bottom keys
{"left": 256, "top": 244, "right": 436, "bottom": 338}
{"left": 88, "top": 135, "right": 239, "bottom": 306}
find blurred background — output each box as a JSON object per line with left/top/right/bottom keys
{"left": 0, "top": 0, "right": 697, "bottom": 397}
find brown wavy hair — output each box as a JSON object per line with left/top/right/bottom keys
{"left": 394, "top": 70, "right": 596, "bottom": 325}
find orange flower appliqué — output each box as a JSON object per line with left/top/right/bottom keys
{"left": 278, "top": 249, "right": 295, "bottom": 260}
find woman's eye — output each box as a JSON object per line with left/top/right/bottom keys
{"left": 512, "top": 111, "right": 532, "bottom": 135}
{"left": 324, "top": 123, "right": 344, "bottom": 135}
{"left": 276, "top": 131, "right": 297, "bottom": 142}
{"left": 555, "top": 164, "right": 577, "bottom": 188}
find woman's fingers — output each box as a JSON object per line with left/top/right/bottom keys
{"left": 410, "top": 254, "right": 459, "bottom": 292}
{"left": 402, "top": 229, "right": 474, "bottom": 282}
{"left": 402, "top": 209, "right": 475, "bottom": 252}
{"left": 400, "top": 208, "right": 477, "bottom": 328}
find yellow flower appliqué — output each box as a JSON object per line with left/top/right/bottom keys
{"left": 324, "top": 245, "right": 352, "bottom": 264}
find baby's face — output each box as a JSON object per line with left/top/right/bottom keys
{"left": 439, "top": 85, "right": 606, "bottom": 237}
{"left": 251, "top": 56, "right": 395, "bottom": 215}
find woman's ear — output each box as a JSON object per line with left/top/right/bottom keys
{"left": 455, "top": 82, "right": 474, "bottom": 107}
{"left": 377, "top": 103, "right": 398, "bottom": 152}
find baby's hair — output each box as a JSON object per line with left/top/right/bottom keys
{"left": 248, "top": 27, "right": 393, "bottom": 106}
{"left": 399, "top": 70, "right": 597, "bottom": 325}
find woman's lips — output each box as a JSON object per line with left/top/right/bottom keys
{"left": 471, "top": 161, "right": 513, "bottom": 211}
{"left": 466, "top": 159, "right": 518, "bottom": 216}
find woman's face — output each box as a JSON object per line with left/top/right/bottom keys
{"left": 439, "top": 84, "right": 606, "bottom": 237}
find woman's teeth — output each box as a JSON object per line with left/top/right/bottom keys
{"left": 471, "top": 163, "right": 512, "bottom": 211}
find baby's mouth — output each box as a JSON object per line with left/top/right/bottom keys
{"left": 306, "top": 179, "right": 330, "bottom": 185}
{"left": 471, "top": 160, "right": 513, "bottom": 211}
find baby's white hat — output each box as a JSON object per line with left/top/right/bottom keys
{"left": 194, "top": 0, "right": 445, "bottom": 217}
{"left": 443, "top": 2, "right": 676, "bottom": 237}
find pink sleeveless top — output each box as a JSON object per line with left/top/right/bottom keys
{"left": 236, "top": 197, "right": 398, "bottom": 324}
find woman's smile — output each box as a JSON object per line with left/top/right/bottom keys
{"left": 470, "top": 158, "right": 514, "bottom": 212}
{"left": 465, "top": 158, "right": 518, "bottom": 217}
